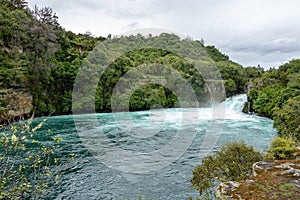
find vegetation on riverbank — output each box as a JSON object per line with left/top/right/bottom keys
{"left": 191, "top": 138, "right": 299, "bottom": 199}
{"left": 247, "top": 59, "right": 300, "bottom": 143}
{"left": 191, "top": 142, "right": 263, "bottom": 199}
{"left": 191, "top": 60, "right": 300, "bottom": 199}
{"left": 1, "top": 1, "right": 300, "bottom": 200}
{"left": 0, "top": 0, "right": 262, "bottom": 122}
{"left": 0, "top": 118, "right": 74, "bottom": 199}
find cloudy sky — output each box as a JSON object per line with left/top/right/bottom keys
{"left": 27, "top": 0, "right": 300, "bottom": 69}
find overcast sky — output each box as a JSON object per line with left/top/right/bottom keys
{"left": 27, "top": 0, "right": 300, "bottom": 69}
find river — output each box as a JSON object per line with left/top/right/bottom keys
{"left": 30, "top": 94, "right": 276, "bottom": 199}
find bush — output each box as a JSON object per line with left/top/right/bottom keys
{"left": 191, "top": 141, "right": 262, "bottom": 197}
{"left": 264, "top": 137, "right": 296, "bottom": 161}
{"left": 273, "top": 96, "right": 300, "bottom": 143}
{"left": 252, "top": 86, "right": 288, "bottom": 117}
{"left": 0, "top": 117, "right": 74, "bottom": 199}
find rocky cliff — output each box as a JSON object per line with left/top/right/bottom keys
{"left": 0, "top": 87, "right": 33, "bottom": 122}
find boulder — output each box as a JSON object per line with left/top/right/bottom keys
{"left": 216, "top": 181, "right": 241, "bottom": 200}
{"left": 252, "top": 161, "right": 273, "bottom": 176}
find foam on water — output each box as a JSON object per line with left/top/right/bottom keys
{"left": 30, "top": 94, "right": 276, "bottom": 199}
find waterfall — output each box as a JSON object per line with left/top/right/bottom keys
{"left": 226, "top": 94, "right": 247, "bottom": 113}
{"left": 20, "top": 93, "right": 277, "bottom": 200}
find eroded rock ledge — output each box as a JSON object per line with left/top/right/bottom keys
{"left": 0, "top": 88, "right": 33, "bottom": 122}
{"left": 216, "top": 160, "right": 300, "bottom": 200}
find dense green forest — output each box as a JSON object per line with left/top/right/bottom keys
{"left": 191, "top": 60, "right": 300, "bottom": 198}
{"left": 1, "top": 1, "right": 300, "bottom": 199}
{"left": 0, "top": 0, "right": 262, "bottom": 121}
{"left": 0, "top": 0, "right": 103, "bottom": 119}
{"left": 247, "top": 59, "right": 300, "bottom": 143}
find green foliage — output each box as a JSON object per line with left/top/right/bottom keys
{"left": 248, "top": 59, "right": 300, "bottom": 142}
{"left": 264, "top": 137, "right": 296, "bottom": 161}
{"left": 0, "top": 1, "right": 103, "bottom": 117}
{"left": 224, "top": 78, "right": 236, "bottom": 96}
{"left": 243, "top": 66, "right": 263, "bottom": 79}
{"left": 252, "top": 86, "right": 287, "bottom": 117}
{"left": 0, "top": 0, "right": 258, "bottom": 119}
{"left": 273, "top": 96, "right": 300, "bottom": 142}
{"left": 205, "top": 46, "right": 229, "bottom": 62}
{"left": 191, "top": 141, "right": 262, "bottom": 196}
{"left": 204, "top": 46, "right": 260, "bottom": 97}
{"left": 91, "top": 44, "right": 211, "bottom": 112}
{"left": 216, "top": 61, "right": 247, "bottom": 96}
{"left": 0, "top": 118, "right": 74, "bottom": 199}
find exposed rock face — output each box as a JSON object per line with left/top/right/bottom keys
{"left": 242, "top": 82, "right": 252, "bottom": 114}
{"left": 242, "top": 97, "right": 254, "bottom": 114}
{"left": 0, "top": 88, "right": 33, "bottom": 122}
{"left": 253, "top": 161, "right": 300, "bottom": 177}
{"left": 294, "top": 147, "right": 300, "bottom": 160}
{"left": 242, "top": 102, "right": 250, "bottom": 114}
{"left": 215, "top": 181, "right": 241, "bottom": 200}
{"left": 216, "top": 160, "right": 300, "bottom": 200}
{"left": 252, "top": 161, "right": 274, "bottom": 176}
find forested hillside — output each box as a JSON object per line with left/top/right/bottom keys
{"left": 1, "top": 1, "right": 300, "bottom": 199}
{"left": 0, "top": 0, "right": 103, "bottom": 120}
{"left": 247, "top": 59, "right": 300, "bottom": 143}
{"left": 0, "top": 0, "right": 261, "bottom": 121}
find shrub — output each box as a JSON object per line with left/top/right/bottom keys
{"left": 273, "top": 96, "right": 300, "bottom": 143}
{"left": 0, "top": 117, "right": 74, "bottom": 199}
{"left": 191, "top": 141, "right": 262, "bottom": 197}
{"left": 264, "top": 137, "right": 296, "bottom": 161}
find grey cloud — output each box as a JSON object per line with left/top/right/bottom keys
{"left": 105, "top": 9, "right": 146, "bottom": 19}
{"left": 28, "top": 0, "right": 101, "bottom": 12}
{"left": 127, "top": 22, "right": 139, "bottom": 29}
{"left": 228, "top": 39, "right": 300, "bottom": 55}
{"left": 27, "top": 0, "right": 300, "bottom": 68}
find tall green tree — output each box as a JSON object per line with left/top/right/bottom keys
{"left": 25, "top": 6, "right": 59, "bottom": 113}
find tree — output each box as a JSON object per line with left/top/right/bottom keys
{"left": 216, "top": 61, "right": 247, "bottom": 95}
{"left": 248, "top": 59, "right": 300, "bottom": 143}
{"left": 24, "top": 5, "right": 59, "bottom": 113}
{"left": 252, "top": 86, "right": 288, "bottom": 117}
{"left": 244, "top": 66, "right": 262, "bottom": 79}
{"left": 205, "top": 46, "right": 229, "bottom": 62}
{"left": 273, "top": 96, "right": 300, "bottom": 142}
{"left": 224, "top": 78, "right": 236, "bottom": 96}
{"left": 191, "top": 141, "right": 262, "bottom": 197}
{"left": 2, "top": 0, "right": 28, "bottom": 9}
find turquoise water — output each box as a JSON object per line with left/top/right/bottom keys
{"left": 32, "top": 94, "right": 276, "bottom": 199}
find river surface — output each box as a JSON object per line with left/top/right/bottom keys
{"left": 31, "top": 94, "right": 276, "bottom": 199}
